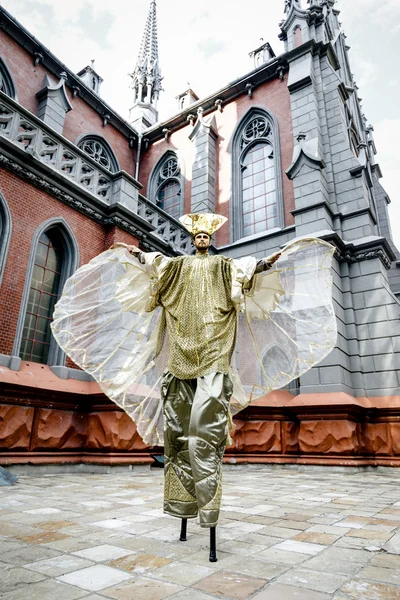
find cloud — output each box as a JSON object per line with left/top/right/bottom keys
{"left": 75, "top": 3, "right": 114, "bottom": 49}
{"left": 337, "top": 0, "right": 400, "bottom": 28}
{"left": 352, "top": 57, "right": 378, "bottom": 90}
{"left": 196, "top": 38, "right": 227, "bottom": 59}
{"left": 374, "top": 118, "right": 400, "bottom": 248}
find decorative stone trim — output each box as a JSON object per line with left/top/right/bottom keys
{"left": 286, "top": 132, "right": 325, "bottom": 179}
{"left": 335, "top": 247, "right": 392, "bottom": 270}
{"left": 0, "top": 150, "right": 190, "bottom": 254}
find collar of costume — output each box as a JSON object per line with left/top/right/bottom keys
{"left": 179, "top": 213, "right": 227, "bottom": 237}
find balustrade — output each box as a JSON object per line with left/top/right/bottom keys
{"left": 0, "top": 92, "right": 191, "bottom": 253}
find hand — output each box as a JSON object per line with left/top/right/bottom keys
{"left": 109, "top": 242, "right": 127, "bottom": 250}
{"left": 109, "top": 243, "right": 139, "bottom": 255}
{"left": 266, "top": 252, "right": 282, "bottom": 267}
{"left": 126, "top": 245, "right": 140, "bottom": 255}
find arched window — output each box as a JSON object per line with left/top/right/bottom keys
{"left": 20, "top": 231, "right": 63, "bottom": 363}
{"left": 345, "top": 105, "right": 361, "bottom": 158}
{"left": 0, "top": 57, "right": 17, "bottom": 99}
{"left": 77, "top": 135, "right": 119, "bottom": 173}
{"left": 15, "top": 220, "right": 79, "bottom": 366}
{"left": 0, "top": 190, "right": 12, "bottom": 286}
{"left": 231, "top": 109, "right": 283, "bottom": 241}
{"left": 148, "top": 152, "right": 183, "bottom": 220}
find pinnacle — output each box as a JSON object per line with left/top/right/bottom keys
{"left": 138, "top": 0, "right": 159, "bottom": 65}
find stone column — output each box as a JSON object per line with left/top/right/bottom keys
{"left": 36, "top": 74, "right": 72, "bottom": 134}
{"left": 189, "top": 109, "right": 218, "bottom": 214}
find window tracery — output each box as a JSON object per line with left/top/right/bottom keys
{"left": 232, "top": 111, "right": 282, "bottom": 240}
{"left": 77, "top": 136, "right": 118, "bottom": 173}
{"left": 149, "top": 153, "right": 183, "bottom": 220}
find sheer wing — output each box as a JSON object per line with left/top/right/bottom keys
{"left": 230, "top": 238, "right": 337, "bottom": 414}
{"left": 51, "top": 246, "right": 169, "bottom": 446}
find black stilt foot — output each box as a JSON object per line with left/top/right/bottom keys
{"left": 179, "top": 518, "right": 187, "bottom": 541}
{"left": 209, "top": 526, "right": 217, "bottom": 562}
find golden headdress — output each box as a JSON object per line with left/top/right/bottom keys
{"left": 179, "top": 213, "right": 228, "bottom": 237}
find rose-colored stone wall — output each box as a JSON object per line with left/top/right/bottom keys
{"left": 2, "top": 386, "right": 400, "bottom": 466}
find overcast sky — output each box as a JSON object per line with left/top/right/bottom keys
{"left": 3, "top": 0, "right": 400, "bottom": 248}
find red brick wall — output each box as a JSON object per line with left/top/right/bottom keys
{"left": 0, "top": 170, "right": 138, "bottom": 355}
{"left": 0, "top": 31, "right": 136, "bottom": 175}
{"left": 140, "top": 75, "right": 295, "bottom": 247}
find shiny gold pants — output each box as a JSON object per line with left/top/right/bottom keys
{"left": 162, "top": 371, "right": 232, "bottom": 528}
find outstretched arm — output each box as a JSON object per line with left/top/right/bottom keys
{"left": 109, "top": 242, "right": 171, "bottom": 282}
{"left": 109, "top": 242, "right": 145, "bottom": 264}
{"left": 254, "top": 251, "right": 282, "bottom": 274}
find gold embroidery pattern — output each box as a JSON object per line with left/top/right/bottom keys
{"left": 164, "top": 465, "right": 197, "bottom": 503}
{"left": 157, "top": 255, "right": 236, "bottom": 380}
{"left": 201, "top": 472, "right": 223, "bottom": 512}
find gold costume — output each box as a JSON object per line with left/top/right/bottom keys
{"left": 158, "top": 254, "right": 236, "bottom": 379}
{"left": 51, "top": 224, "right": 337, "bottom": 527}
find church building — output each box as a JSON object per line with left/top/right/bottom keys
{"left": 0, "top": 0, "right": 399, "bottom": 467}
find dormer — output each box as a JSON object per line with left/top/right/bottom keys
{"left": 77, "top": 63, "right": 103, "bottom": 95}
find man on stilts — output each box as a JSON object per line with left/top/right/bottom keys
{"left": 52, "top": 213, "right": 337, "bottom": 562}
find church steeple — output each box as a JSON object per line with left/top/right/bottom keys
{"left": 129, "top": 0, "right": 162, "bottom": 131}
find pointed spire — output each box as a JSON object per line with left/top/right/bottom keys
{"left": 137, "top": 0, "right": 159, "bottom": 68}
{"left": 129, "top": 0, "right": 162, "bottom": 130}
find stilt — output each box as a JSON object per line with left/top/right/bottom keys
{"left": 179, "top": 518, "right": 187, "bottom": 541}
{"left": 209, "top": 526, "right": 217, "bottom": 562}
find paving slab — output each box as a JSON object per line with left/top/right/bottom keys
{"left": 194, "top": 569, "right": 266, "bottom": 599}
{"left": 252, "top": 583, "right": 331, "bottom": 599}
{"left": 0, "top": 466, "right": 399, "bottom": 600}
{"left": 102, "top": 576, "right": 183, "bottom": 600}
{"left": 57, "top": 564, "right": 133, "bottom": 591}
{"left": 340, "top": 579, "right": 400, "bottom": 599}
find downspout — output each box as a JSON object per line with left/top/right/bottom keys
{"left": 135, "top": 132, "right": 142, "bottom": 182}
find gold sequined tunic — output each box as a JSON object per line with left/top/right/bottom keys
{"left": 157, "top": 254, "right": 236, "bottom": 380}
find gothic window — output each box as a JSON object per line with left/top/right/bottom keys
{"left": 149, "top": 153, "right": 183, "bottom": 220}
{"left": 16, "top": 220, "right": 79, "bottom": 366}
{"left": 20, "top": 231, "right": 64, "bottom": 364}
{"left": 77, "top": 135, "right": 119, "bottom": 173}
{"left": 345, "top": 105, "right": 360, "bottom": 157}
{"left": 0, "top": 191, "right": 12, "bottom": 286}
{"left": 0, "top": 57, "right": 16, "bottom": 99}
{"left": 232, "top": 110, "right": 283, "bottom": 241}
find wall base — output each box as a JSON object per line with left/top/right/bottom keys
{"left": 1, "top": 363, "right": 400, "bottom": 468}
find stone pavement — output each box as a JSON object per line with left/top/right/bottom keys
{"left": 1, "top": 466, "right": 400, "bottom": 600}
